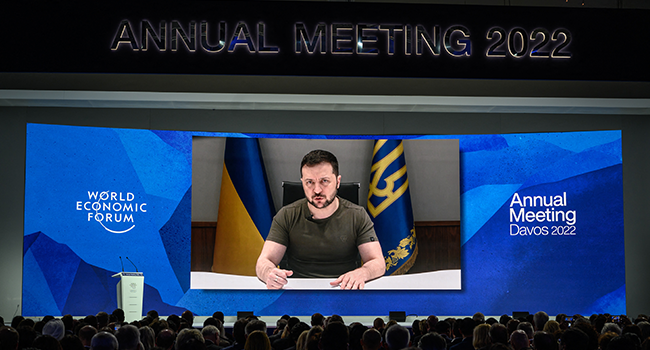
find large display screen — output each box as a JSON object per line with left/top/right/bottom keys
{"left": 190, "top": 136, "right": 461, "bottom": 290}
{"left": 23, "top": 123, "right": 624, "bottom": 316}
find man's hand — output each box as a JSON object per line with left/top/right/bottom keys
{"left": 329, "top": 241, "right": 385, "bottom": 290}
{"left": 256, "top": 241, "right": 292, "bottom": 289}
{"left": 330, "top": 267, "right": 370, "bottom": 290}
{"left": 265, "top": 268, "right": 293, "bottom": 289}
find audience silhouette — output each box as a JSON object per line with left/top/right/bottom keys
{"left": 2, "top": 311, "right": 649, "bottom": 350}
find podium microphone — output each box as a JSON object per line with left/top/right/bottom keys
{"left": 126, "top": 256, "right": 138, "bottom": 273}
{"left": 119, "top": 256, "right": 125, "bottom": 272}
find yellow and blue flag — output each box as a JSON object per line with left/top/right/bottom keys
{"left": 367, "top": 139, "right": 418, "bottom": 276}
{"left": 212, "top": 138, "right": 276, "bottom": 276}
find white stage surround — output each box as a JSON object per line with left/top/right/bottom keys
{"left": 191, "top": 269, "right": 461, "bottom": 290}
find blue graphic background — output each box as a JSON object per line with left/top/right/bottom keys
{"left": 23, "top": 125, "right": 624, "bottom": 316}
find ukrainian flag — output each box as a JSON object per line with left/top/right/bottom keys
{"left": 367, "top": 139, "right": 418, "bottom": 276}
{"left": 212, "top": 138, "right": 276, "bottom": 276}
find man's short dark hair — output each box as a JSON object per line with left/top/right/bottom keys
{"left": 156, "top": 329, "right": 176, "bottom": 350}
{"left": 517, "top": 322, "right": 534, "bottom": 340}
{"left": 286, "top": 317, "right": 301, "bottom": 334}
{"left": 329, "top": 315, "right": 344, "bottom": 325}
{"left": 33, "top": 334, "right": 62, "bottom": 350}
{"left": 301, "top": 150, "right": 339, "bottom": 177}
{"left": 320, "top": 322, "right": 348, "bottom": 350}
{"left": 510, "top": 330, "right": 529, "bottom": 350}
{"left": 96, "top": 312, "right": 110, "bottom": 329}
{"left": 0, "top": 327, "right": 19, "bottom": 350}
{"left": 245, "top": 320, "right": 267, "bottom": 336}
{"left": 488, "top": 324, "right": 508, "bottom": 345}
{"left": 79, "top": 325, "right": 98, "bottom": 344}
{"left": 533, "top": 332, "right": 556, "bottom": 350}
{"left": 311, "top": 313, "right": 324, "bottom": 327}
{"left": 418, "top": 333, "right": 447, "bottom": 350}
{"left": 362, "top": 329, "right": 382, "bottom": 350}
{"left": 560, "top": 328, "right": 589, "bottom": 350}
{"left": 372, "top": 318, "right": 385, "bottom": 330}
{"left": 181, "top": 311, "right": 194, "bottom": 326}
{"left": 459, "top": 318, "right": 476, "bottom": 337}
{"left": 607, "top": 334, "right": 641, "bottom": 350}
{"left": 291, "top": 322, "right": 311, "bottom": 343}
{"left": 212, "top": 312, "right": 224, "bottom": 323}
{"left": 112, "top": 309, "right": 125, "bottom": 324}
{"left": 434, "top": 321, "right": 451, "bottom": 335}
{"left": 232, "top": 319, "right": 249, "bottom": 344}
{"left": 203, "top": 318, "right": 218, "bottom": 328}
{"left": 60, "top": 334, "right": 84, "bottom": 350}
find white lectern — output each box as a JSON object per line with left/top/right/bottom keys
{"left": 112, "top": 272, "right": 144, "bottom": 322}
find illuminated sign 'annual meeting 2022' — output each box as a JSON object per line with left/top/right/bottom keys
{"left": 111, "top": 20, "right": 572, "bottom": 59}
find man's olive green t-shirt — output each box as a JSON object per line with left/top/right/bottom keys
{"left": 266, "top": 197, "right": 378, "bottom": 278}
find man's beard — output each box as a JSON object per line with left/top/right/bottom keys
{"left": 307, "top": 190, "right": 338, "bottom": 209}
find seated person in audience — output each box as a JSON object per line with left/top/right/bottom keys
{"left": 79, "top": 326, "right": 98, "bottom": 349}
{"left": 175, "top": 329, "right": 205, "bottom": 350}
{"left": 283, "top": 323, "right": 310, "bottom": 350}
{"left": 372, "top": 319, "right": 385, "bottom": 334}
{"left": 60, "top": 334, "right": 84, "bottom": 350}
{"left": 139, "top": 326, "right": 156, "bottom": 350}
{"left": 532, "top": 332, "right": 556, "bottom": 350}
{"left": 223, "top": 319, "right": 249, "bottom": 350}
{"left": 349, "top": 324, "right": 367, "bottom": 350}
{"left": 116, "top": 325, "right": 141, "bottom": 350}
{"left": 473, "top": 324, "right": 491, "bottom": 350}
{"left": 559, "top": 329, "right": 588, "bottom": 350}
{"left": 244, "top": 331, "right": 271, "bottom": 350}
{"left": 43, "top": 320, "right": 65, "bottom": 342}
{"left": 155, "top": 329, "right": 176, "bottom": 350}
{"left": 91, "top": 332, "right": 119, "bottom": 350}
{"left": 320, "top": 322, "right": 348, "bottom": 350}
{"left": 487, "top": 324, "right": 508, "bottom": 346}
{"left": 509, "top": 330, "right": 530, "bottom": 350}
{"left": 450, "top": 318, "right": 475, "bottom": 350}
{"left": 607, "top": 334, "right": 641, "bottom": 350}
{"left": 418, "top": 333, "right": 447, "bottom": 350}
{"left": 472, "top": 314, "right": 485, "bottom": 326}
{"left": 202, "top": 326, "right": 222, "bottom": 350}
{"left": 517, "top": 323, "right": 534, "bottom": 344}
{"left": 33, "top": 334, "right": 63, "bottom": 350}
{"left": 384, "top": 325, "right": 410, "bottom": 350}
{"left": 304, "top": 326, "right": 322, "bottom": 350}
{"left": 1, "top": 327, "right": 20, "bottom": 350}
{"left": 361, "top": 329, "right": 382, "bottom": 350}
{"left": 533, "top": 312, "right": 549, "bottom": 332}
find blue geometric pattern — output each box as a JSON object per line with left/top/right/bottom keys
{"left": 23, "top": 125, "right": 624, "bottom": 316}
{"left": 24, "top": 124, "right": 191, "bottom": 315}
{"left": 23, "top": 232, "right": 187, "bottom": 316}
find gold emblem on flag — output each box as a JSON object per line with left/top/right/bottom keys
{"left": 384, "top": 228, "right": 417, "bottom": 274}
{"left": 368, "top": 140, "right": 409, "bottom": 218}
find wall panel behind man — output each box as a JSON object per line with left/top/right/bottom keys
{"left": 191, "top": 137, "right": 460, "bottom": 222}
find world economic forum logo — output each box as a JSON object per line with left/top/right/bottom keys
{"left": 76, "top": 191, "right": 147, "bottom": 233}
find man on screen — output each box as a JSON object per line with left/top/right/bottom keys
{"left": 255, "top": 149, "right": 385, "bottom": 289}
